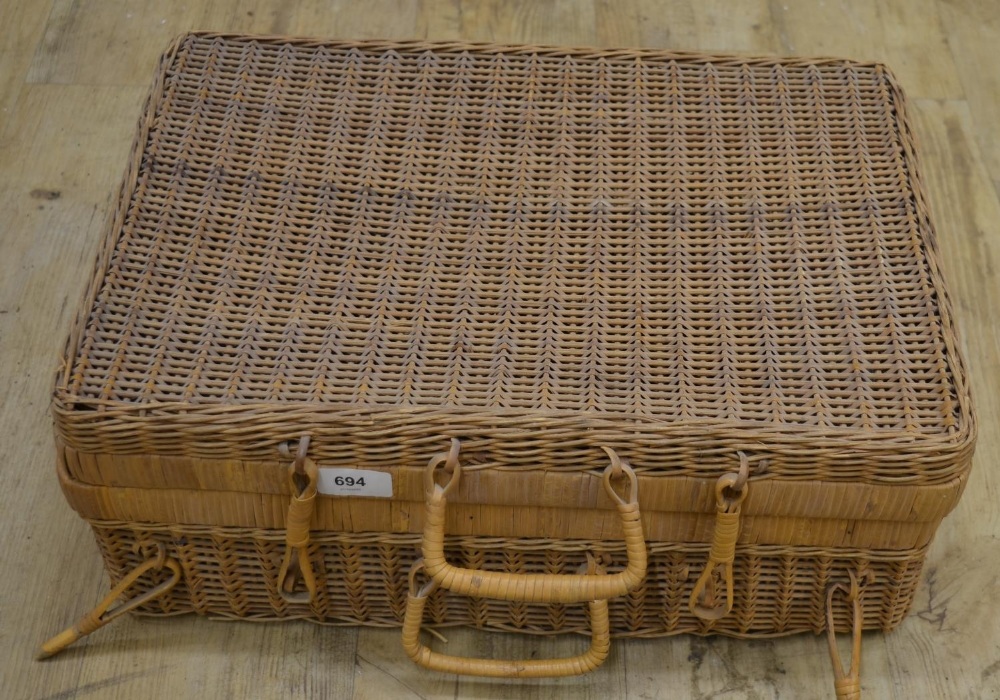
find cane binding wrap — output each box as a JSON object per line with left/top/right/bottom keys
{"left": 276, "top": 436, "right": 319, "bottom": 604}
{"left": 403, "top": 558, "right": 612, "bottom": 677}
{"left": 421, "top": 441, "right": 648, "bottom": 604}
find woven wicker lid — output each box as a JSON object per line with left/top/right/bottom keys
{"left": 54, "top": 33, "right": 974, "bottom": 483}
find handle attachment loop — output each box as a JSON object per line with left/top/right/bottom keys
{"left": 826, "top": 570, "right": 871, "bottom": 700}
{"left": 277, "top": 435, "right": 319, "bottom": 604}
{"left": 420, "top": 441, "right": 647, "bottom": 604}
{"left": 38, "top": 541, "right": 182, "bottom": 659}
{"left": 689, "top": 452, "right": 750, "bottom": 620}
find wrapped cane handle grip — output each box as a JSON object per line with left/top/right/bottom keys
{"left": 402, "top": 561, "right": 611, "bottom": 678}
{"left": 420, "top": 443, "right": 647, "bottom": 604}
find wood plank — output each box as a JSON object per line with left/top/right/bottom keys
{"left": 768, "top": 0, "right": 964, "bottom": 99}
{"left": 25, "top": 0, "right": 439, "bottom": 86}
{"left": 877, "top": 97, "right": 1000, "bottom": 699}
{"left": 626, "top": 633, "right": 895, "bottom": 699}
{"left": 67, "top": 619, "right": 357, "bottom": 699}
{"left": 0, "top": 0, "right": 52, "bottom": 120}
{"left": 419, "top": 0, "right": 464, "bottom": 40}
{"left": 0, "top": 84, "right": 145, "bottom": 314}
{"left": 454, "top": 0, "right": 598, "bottom": 47}
{"left": 27, "top": 0, "right": 186, "bottom": 85}
{"left": 595, "top": 0, "right": 778, "bottom": 53}
{"left": 354, "top": 628, "right": 459, "bottom": 699}
{"left": 0, "top": 83, "right": 148, "bottom": 700}
{"left": 937, "top": 0, "right": 1000, "bottom": 186}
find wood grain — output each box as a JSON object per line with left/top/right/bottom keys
{"left": 769, "top": 0, "right": 964, "bottom": 99}
{"left": 937, "top": 0, "right": 1000, "bottom": 190}
{"left": 453, "top": 0, "right": 597, "bottom": 46}
{"left": 0, "top": 83, "right": 149, "bottom": 700}
{"left": 0, "top": 0, "right": 52, "bottom": 121}
{"left": 2, "top": 2, "right": 999, "bottom": 699}
{"left": 595, "top": 0, "right": 778, "bottom": 53}
{"left": 892, "top": 97, "right": 1000, "bottom": 699}
{"left": 25, "top": 0, "right": 440, "bottom": 86}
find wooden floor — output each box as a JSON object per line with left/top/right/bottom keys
{"left": 2, "top": 1, "right": 999, "bottom": 698}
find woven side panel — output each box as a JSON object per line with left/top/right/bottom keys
{"left": 254, "top": 537, "right": 287, "bottom": 618}
{"left": 93, "top": 523, "right": 924, "bottom": 637}
{"left": 378, "top": 541, "right": 407, "bottom": 622}
{"left": 310, "top": 543, "right": 331, "bottom": 621}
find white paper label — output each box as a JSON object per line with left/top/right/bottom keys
{"left": 317, "top": 468, "right": 393, "bottom": 498}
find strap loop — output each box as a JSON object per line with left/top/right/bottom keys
{"left": 277, "top": 436, "right": 320, "bottom": 604}
{"left": 423, "top": 437, "right": 462, "bottom": 498}
{"left": 602, "top": 446, "right": 638, "bottom": 506}
{"left": 689, "top": 454, "right": 750, "bottom": 621}
{"left": 38, "top": 542, "right": 182, "bottom": 659}
{"left": 826, "top": 570, "right": 866, "bottom": 700}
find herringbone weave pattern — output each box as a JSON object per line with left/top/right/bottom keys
{"left": 56, "top": 34, "right": 973, "bottom": 482}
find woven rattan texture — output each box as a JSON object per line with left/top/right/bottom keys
{"left": 93, "top": 523, "right": 923, "bottom": 637}
{"left": 55, "top": 34, "right": 974, "bottom": 481}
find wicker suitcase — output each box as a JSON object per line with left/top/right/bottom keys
{"left": 42, "top": 33, "right": 975, "bottom": 696}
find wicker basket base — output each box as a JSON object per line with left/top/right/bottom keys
{"left": 89, "top": 521, "right": 924, "bottom": 638}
